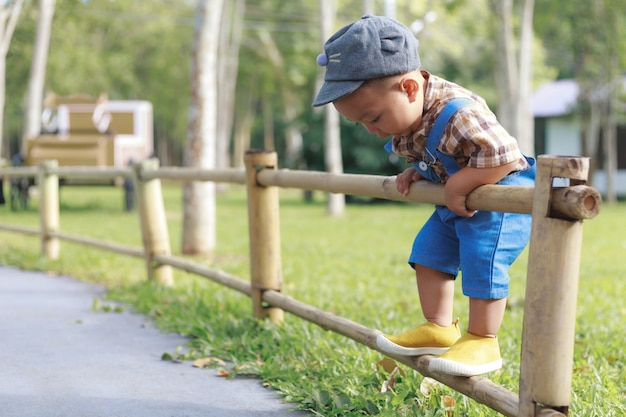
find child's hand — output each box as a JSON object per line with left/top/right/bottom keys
{"left": 396, "top": 167, "right": 422, "bottom": 196}
{"left": 444, "top": 186, "right": 476, "bottom": 217}
{"left": 444, "top": 162, "right": 517, "bottom": 217}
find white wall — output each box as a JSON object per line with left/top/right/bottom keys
{"left": 545, "top": 118, "right": 625, "bottom": 195}
{"left": 545, "top": 118, "right": 581, "bottom": 156}
{"left": 592, "top": 171, "right": 626, "bottom": 196}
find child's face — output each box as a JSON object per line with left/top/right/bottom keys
{"left": 332, "top": 74, "right": 424, "bottom": 139}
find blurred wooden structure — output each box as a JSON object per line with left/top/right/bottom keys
{"left": 24, "top": 93, "right": 153, "bottom": 171}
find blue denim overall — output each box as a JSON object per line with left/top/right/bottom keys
{"left": 386, "top": 98, "right": 536, "bottom": 300}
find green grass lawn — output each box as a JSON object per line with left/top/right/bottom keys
{"left": 0, "top": 183, "right": 624, "bottom": 416}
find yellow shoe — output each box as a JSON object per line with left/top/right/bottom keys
{"left": 376, "top": 319, "right": 461, "bottom": 356}
{"left": 428, "top": 332, "right": 502, "bottom": 376}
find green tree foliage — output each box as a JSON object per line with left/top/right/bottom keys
{"left": 236, "top": 1, "right": 320, "bottom": 159}
{"left": 5, "top": 0, "right": 587, "bottom": 172}
{"left": 534, "top": 0, "right": 625, "bottom": 80}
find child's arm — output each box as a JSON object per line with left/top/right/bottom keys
{"left": 444, "top": 161, "right": 518, "bottom": 217}
{"left": 396, "top": 167, "right": 423, "bottom": 196}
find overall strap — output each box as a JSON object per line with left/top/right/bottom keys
{"left": 424, "top": 97, "right": 474, "bottom": 176}
{"left": 424, "top": 97, "right": 474, "bottom": 165}
{"left": 383, "top": 97, "right": 474, "bottom": 157}
{"left": 384, "top": 97, "right": 474, "bottom": 181}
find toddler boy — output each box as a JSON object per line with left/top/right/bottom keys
{"left": 313, "top": 15, "right": 535, "bottom": 377}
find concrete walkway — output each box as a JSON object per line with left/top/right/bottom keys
{"left": 0, "top": 267, "right": 310, "bottom": 417}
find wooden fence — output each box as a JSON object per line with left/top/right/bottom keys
{"left": 0, "top": 152, "right": 602, "bottom": 417}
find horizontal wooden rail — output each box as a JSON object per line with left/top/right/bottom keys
{"left": 0, "top": 166, "right": 130, "bottom": 180}
{"left": 257, "top": 169, "right": 601, "bottom": 220}
{"left": 0, "top": 167, "right": 39, "bottom": 178}
{"left": 0, "top": 166, "right": 247, "bottom": 184}
{"left": 140, "top": 167, "right": 246, "bottom": 183}
{"left": 0, "top": 224, "right": 39, "bottom": 235}
{"left": 153, "top": 253, "right": 252, "bottom": 296}
{"left": 0, "top": 165, "right": 601, "bottom": 220}
{"left": 54, "top": 166, "right": 132, "bottom": 181}
{"left": 52, "top": 231, "right": 145, "bottom": 258}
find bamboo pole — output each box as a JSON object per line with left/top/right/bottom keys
{"left": 0, "top": 166, "right": 246, "bottom": 184}
{"left": 257, "top": 169, "right": 601, "bottom": 220}
{"left": 518, "top": 156, "right": 591, "bottom": 417}
{"left": 0, "top": 164, "right": 602, "bottom": 220}
{"left": 52, "top": 231, "right": 145, "bottom": 258}
{"left": 134, "top": 159, "right": 173, "bottom": 286}
{"left": 38, "top": 160, "right": 59, "bottom": 259}
{"left": 244, "top": 150, "right": 283, "bottom": 323}
{"left": 0, "top": 224, "right": 39, "bottom": 235}
{"left": 0, "top": 166, "right": 38, "bottom": 178}
{"left": 54, "top": 166, "right": 132, "bottom": 181}
{"left": 141, "top": 167, "right": 246, "bottom": 184}
{"left": 153, "top": 253, "right": 252, "bottom": 296}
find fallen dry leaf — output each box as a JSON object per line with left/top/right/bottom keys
{"left": 379, "top": 361, "right": 407, "bottom": 393}
{"left": 216, "top": 369, "right": 230, "bottom": 377}
{"left": 442, "top": 395, "right": 456, "bottom": 416}
{"left": 376, "top": 358, "right": 406, "bottom": 377}
{"left": 192, "top": 357, "right": 226, "bottom": 368}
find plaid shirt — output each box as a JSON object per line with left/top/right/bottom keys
{"left": 390, "top": 72, "right": 529, "bottom": 183}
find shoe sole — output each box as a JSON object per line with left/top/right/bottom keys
{"left": 428, "top": 357, "right": 503, "bottom": 377}
{"left": 376, "top": 333, "right": 450, "bottom": 356}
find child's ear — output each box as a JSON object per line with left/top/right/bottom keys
{"left": 400, "top": 77, "right": 420, "bottom": 101}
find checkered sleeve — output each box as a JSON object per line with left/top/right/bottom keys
{"left": 442, "top": 104, "right": 525, "bottom": 169}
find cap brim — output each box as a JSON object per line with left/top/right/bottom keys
{"left": 312, "top": 79, "right": 365, "bottom": 107}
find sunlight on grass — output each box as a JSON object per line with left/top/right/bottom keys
{"left": 1, "top": 183, "right": 624, "bottom": 416}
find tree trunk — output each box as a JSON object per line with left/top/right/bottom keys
{"left": 492, "top": 0, "right": 518, "bottom": 138}
{"left": 603, "top": 75, "right": 618, "bottom": 204}
{"left": 22, "top": 0, "right": 55, "bottom": 157}
{"left": 516, "top": 0, "right": 535, "bottom": 155}
{"left": 320, "top": 0, "right": 344, "bottom": 216}
{"left": 262, "top": 95, "right": 274, "bottom": 151}
{"left": 599, "top": 0, "right": 619, "bottom": 203}
{"left": 283, "top": 92, "right": 303, "bottom": 169}
{"left": 492, "top": 0, "right": 535, "bottom": 155}
{"left": 0, "top": 0, "right": 25, "bottom": 160}
{"left": 232, "top": 85, "right": 255, "bottom": 169}
{"left": 363, "top": 0, "right": 375, "bottom": 15}
{"left": 324, "top": 105, "right": 344, "bottom": 216}
{"left": 256, "top": 30, "right": 304, "bottom": 169}
{"left": 215, "top": 0, "right": 244, "bottom": 172}
{"left": 581, "top": 85, "right": 602, "bottom": 186}
{"left": 182, "top": 0, "right": 223, "bottom": 256}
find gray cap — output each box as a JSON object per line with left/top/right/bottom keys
{"left": 312, "top": 15, "right": 421, "bottom": 107}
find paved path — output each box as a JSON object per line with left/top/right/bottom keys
{"left": 0, "top": 267, "right": 310, "bottom": 417}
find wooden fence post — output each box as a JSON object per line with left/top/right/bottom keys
{"left": 519, "top": 155, "right": 593, "bottom": 416}
{"left": 38, "top": 160, "right": 59, "bottom": 260}
{"left": 134, "top": 158, "right": 173, "bottom": 286}
{"left": 244, "top": 150, "right": 283, "bottom": 323}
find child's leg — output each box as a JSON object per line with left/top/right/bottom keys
{"left": 375, "top": 264, "right": 460, "bottom": 356}
{"left": 415, "top": 264, "right": 455, "bottom": 327}
{"left": 376, "top": 208, "right": 463, "bottom": 356}
{"left": 428, "top": 297, "right": 508, "bottom": 376}
{"left": 468, "top": 297, "right": 507, "bottom": 337}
